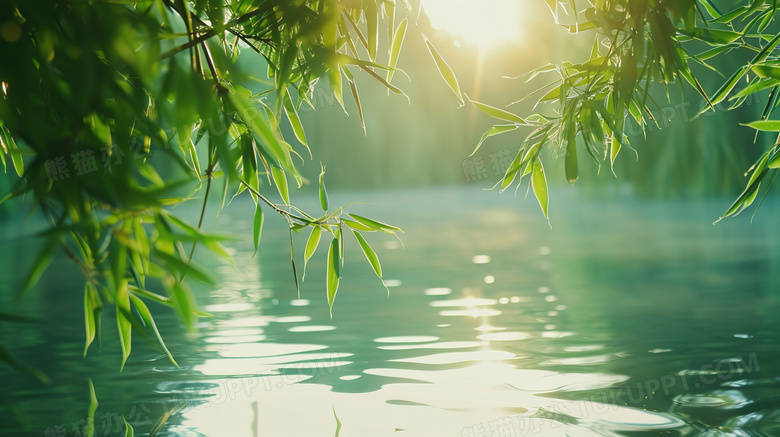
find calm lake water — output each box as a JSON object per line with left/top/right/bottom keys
{"left": 2, "top": 186, "right": 780, "bottom": 436}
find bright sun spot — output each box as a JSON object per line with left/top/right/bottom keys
{"left": 421, "top": 0, "right": 520, "bottom": 46}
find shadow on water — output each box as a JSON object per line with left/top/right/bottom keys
{"left": 2, "top": 186, "right": 780, "bottom": 436}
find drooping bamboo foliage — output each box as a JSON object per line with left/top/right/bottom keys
{"left": 0, "top": 0, "right": 422, "bottom": 370}
{"left": 465, "top": 0, "right": 780, "bottom": 223}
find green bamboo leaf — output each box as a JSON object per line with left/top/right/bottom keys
{"left": 83, "top": 283, "right": 97, "bottom": 357}
{"left": 116, "top": 280, "right": 132, "bottom": 372}
{"left": 319, "top": 165, "right": 329, "bottom": 211}
{"left": 769, "top": 151, "right": 780, "bottom": 168}
{"left": 329, "top": 66, "right": 345, "bottom": 112}
{"left": 565, "top": 128, "right": 578, "bottom": 184}
{"left": 0, "top": 125, "right": 23, "bottom": 176}
{"left": 303, "top": 225, "right": 322, "bottom": 281}
{"left": 352, "top": 231, "right": 382, "bottom": 279}
{"left": 123, "top": 417, "right": 134, "bottom": 437}
{"left": 367, "top": 0, "right": 378, "bottom": 61}
{"left": 283, "top": 90, "right": 308, "bottom": 148}
{"left": 149, "top": 404, "right": 186, "bottom": 437}
{"left": 327, "top": 237, "right": 340, "bottom": 318}
{"left": 696, "top": 44, "right": 737, "bottom": 61}
{"left": 347, "top": 77, "right": 366, "bottom": 135}
{"left": 386, "top": 19, "right": 408, "bottom": 84}
{"left": 0, "top": 344, "right": 50, "bottom": 383}
{"left": 129, "top": 293, "right": 179, "bottom": 367}
{"left": 227, "top": 91, "right": 297, "bottom": 176}
{"left": 680, "top": 28, "right": 743, "bottom": 45}
{"left": 742, "top": 120, "right": 780, "bottom": 131}
{"left": 422, "top": 34, "right": 463, "bottom": 103}
{"left": 253, "top": 203, "right": 264, "bottom": 255}
{"left": 531, "top": 158, "right": 549, "bottom": 219}
{"left": 470, "top": 125, "right": 519, "bottom": 156}
{"left": 154, "top": 251, "right": 216, "bottom": 285}
{"left": 271, "top": 166, "right": 290, "bottom": 205}
{"left": 469, "top": 98, "right": 527, "bottom": 124}
{"left": 752, "top": 65, "right": 780, "bottom": 80}
{"left": 348, "top": 213, "right": 402, "bottom": 233}
{"left": 710, "top": 65, "right": 749, "bottom": 106}
{"left": 732, "top": 79, "right": 780, "bottom": 99}
{"left": 342, "top": 219, "right": 374, "bottom": 232}
{"left": 713, "top": 6, "right": 749, "bottom": 23}
{"left": 86, "top": 378, "right": 98, "bottom": 437}
{"left": 15, "top": 237, "right": 58, "bottom": 303}
{"left": 169, "top": 281, "right": 198, "bottom": 330}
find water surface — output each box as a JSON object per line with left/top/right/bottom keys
{"left": 2, "top": 186, "right": 779, "bottom": 436}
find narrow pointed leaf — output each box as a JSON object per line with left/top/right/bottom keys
{"left": 129, "top": 294, "right": 179, "bottom": 367}
{"left": 86, "top": 378, "right": 98, "bottom": 437}
{"left": 387, "top": 19, "right": 408, "bottom": 84}
{"left": 352, "top": 231, "right": 382, "bottom": 279}
{"left": 422, "top": 34, "right": 463, "bottom": 103}
{"left": 83, "top": 283, "right": 97, "bottom": 357}
{"left": 304, "top": 225, "right": 322, "bottom": 280}
{"left": 253, "top": 203, "right": 264, "bottom": 255}
{"left": 271, "top": 166, "right": 290, "bottom": 205}
{"left": 116, "top": 280, "right": 132, "bottom": 372}
{"left": 469, "top": 99, "right": 527, "bottom": 124}
{"left": 471, "top": 125, "right": 519, "bottom": 156}
{"left": 742, "top": 120, "right": 780, "bottom": 131}
{"left": 283, "top": 92, "right": 308, "bottom": 148}
{"left": 348, "top": 213, "right": 402, "bottom": 233}
{"left": 319, "top": 166, "right": 329, "bottom": 211}
{"left": 531, "top": 158, "right": 549, "bottom": 219}
{"left": 327, "top": 237, "right": 340, "bottom": 318}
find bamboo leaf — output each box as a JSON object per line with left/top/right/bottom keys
{"left": 86, "top": 378, "right": 98, "bottom": 437}
{"left": 352, "top": 231, "right": 382, "bottom": 280}
{"left": 116, "top": 280, "right": 132, "bottom": 372}
{"left": 253, "top": 203, "right": 264, "bottom": 255}
{"left": 16, "top": 237, "right": 58, "bottom": 303}
{"left": 123, "top": 417, "right": 134, "bottom": 437}
{"left": 319, "top": 165, "right": 329, "bottom": 211}
{"left": 422, "top": 34, "right": 463, "bottom": 103}
{"left": 367, "top": 0, "right": 379, "bottom": 61}
{"left": 283, "top": 91, "right": 308, "bottom": 148}
{"left": 565, "top": 128, "right": 578, "bottom": 184}
{"left": 348, "top": 213, "right": 402, "bottom": 233}
{"left": 271, "top": 166, "right": 290, "bottom": 205}
{"left": 327, "top": 237, "right": 340, "bottom": 318}
{"left": 742, "top": 120, "right": 780, "bottom": 131}
{"left": 531, "top": 158, "right": 549, "bottom": 220}
{"left": 471, "top": 125, "right": 519, "bottom": 156}
{"left": 83, "top": 283, "right": 97, "bottom": 357}
{"left": 0, "top": 344, "right": 50, "bottom": 383}
{"left": 129, "top": 293, "right": 179, "bottom": 367}
{"left": 387, "top": 19, "right": 408, "bottom": 84}
{"left": 149, "top": 403, "right": 186, "bottom": 437}
{"left": 469, "top": 98, "right": 527, "bottom": 124}
{"left": 303, "top": 225, "right": 322, "bottom": 281}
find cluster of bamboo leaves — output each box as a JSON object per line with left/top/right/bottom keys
{"left": 0, "top": 0, "right": 431, "bottom": 373}
{"left": 456, "top": 0, "right": 780, "bottom": 222}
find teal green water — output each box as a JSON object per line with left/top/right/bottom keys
{"left": 2, "top": 186, "right": 780, "bottom": 436}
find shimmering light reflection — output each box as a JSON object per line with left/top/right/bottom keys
{"left": 424, "top": 287, "right": 452, "bottom": 296}
{"left": 374, "top": 336, "right": 439, "bottom": 343}
{"left": 378, "top": 341, "right": 481, "bottom": 351}
{"left": 390, "top": 350, "right": 515, "bottom": 365}
{"left": 202, "top": 303, "right": 255, "bottom": 312}
{"left": 288, "top": 325, "right": 336, "bottom": 333}
{"left": 472, "top": 255, "right": 491, "bottom": 264}
{"left": 477, "top": 332, "right": 530, "bottom": 341}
